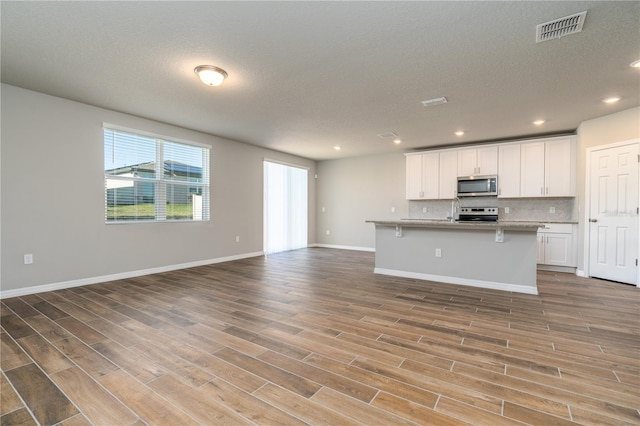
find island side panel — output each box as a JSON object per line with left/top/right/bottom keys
{"left": 373, "top": 225, "right": 538, "bottom": 294}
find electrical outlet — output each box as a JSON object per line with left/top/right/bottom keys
{"left": 24, "top": 254, "right": 33, "bottom": 264}
{"left": 549, "top": 206, "right": 556, "bottom": 214}
{"left": 504, "top": 207, "right": 510, "bottom": 214}
{"left": 391, "top": 206, "right": 396, "bottom": 213}
{"left": 435, "top": 248, "right": 442, "bottom": 258}
{"left": 423, "top": 207, "right": 428, "bottom": 213}
{"left": 495, "top": 228, "right": 504, "bottom": 243}
{"left": 321, "top": 207, "right": 326, "bottom": 213}
{"left": 326, "top": 230, "right": 330, "bottom": 235}
{"left": 235, "top": 236, "right": 240, "bottom": 243}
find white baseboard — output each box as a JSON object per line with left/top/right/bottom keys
{"left": 374, "top": 268, "right": 539, "bottom": 295}
{"left": 310, "top": 243, "right": 375, "bottom": 252}
{"left": 537, "top": 265, "right": 577, "bottom": 274}
{"left": 0, "top": 251, "right": 264, "bottom": 299}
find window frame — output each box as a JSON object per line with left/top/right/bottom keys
{"left": 104, "top": 124, "right": 211, "bottom": 224}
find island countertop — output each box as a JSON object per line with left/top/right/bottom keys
{"left": 366, "top": 219, "right": 544, "bottom": 231}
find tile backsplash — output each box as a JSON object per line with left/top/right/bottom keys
{"left": 408, "top": 197, "right": 576, "bottom": 222}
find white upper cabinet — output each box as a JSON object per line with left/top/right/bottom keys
{"left": 405, "top": 150, "right": 458, "bottom": 200}
{"left": 457, "top": 146, "right": 498, "bottom": 176}
{"left": 405, "top": 152, "right": 439, "bottom": 200}
{"left": 545, "top": 138, "right": 574, "bottom": 196}
{"left": 520, "top": 142, "right": 546, "bottom": 197}
{"left": 439, "top": 150, "right": 458, "bottom": 199}
{"left": 498, "top": 144, "right": 521, "bottom": 197}
{"left": 406, "top": 136, "right": 575, "bottom": 201}
{"left": 406, "top": 153, "right": 424, "bottom": 199}
{"left": 520, "top": 137, "right": 575, "bottom": 197}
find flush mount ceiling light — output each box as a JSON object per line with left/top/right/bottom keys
{"left": 333, "top": 145, "right": 342, "bottom": 151}
{"left": 533, "top": 119, "right": 546, "bottom": 126}
{"left": 393, "top": 139, "right": 402, "bottom": 145}
{"left": 603, "top": 96, "right": 621, "bottom": 104}
{"left": 454, "top": 131, "right": 465, "bottom": 136}
{"left": 630, "top": 60, "right": 640, "bottom": 68}
{"left": 194, "top": 65, "right": 228, "bottom": 86}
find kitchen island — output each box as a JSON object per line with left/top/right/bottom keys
{"left": 366, "top": 219, "right": 543, "bottom": 294}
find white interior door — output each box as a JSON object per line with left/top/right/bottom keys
{"left": 588, "top": 142, "right": 639, "bottom": 284}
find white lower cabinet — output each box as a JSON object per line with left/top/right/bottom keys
{"left": 537, "top": 223, "right": 577, "bottom": 267}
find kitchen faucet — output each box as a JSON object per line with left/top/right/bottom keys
{"left": 450, "top": 196, "right": 461, "bottom": 222}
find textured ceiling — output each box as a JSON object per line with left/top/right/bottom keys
{"left": 1, "top": 1, "right": 639, "bottom": 160}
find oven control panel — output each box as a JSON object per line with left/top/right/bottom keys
{"left": 459, "top": 207, "right": 497, "bottom": 214}
{"left": 458, "top": 207, "right": 499, "bottom": 222}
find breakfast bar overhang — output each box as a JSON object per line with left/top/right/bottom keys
{"left": 366, "top": 220, "right": 544, "bottom": 295}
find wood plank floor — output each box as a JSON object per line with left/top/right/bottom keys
{"left": 1, "top": 248, "right": 639, "bottom": 425}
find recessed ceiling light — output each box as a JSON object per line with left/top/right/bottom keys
{"left": 333, "top": 146, "right": 341, "bottom": 151}
{"left": 630, "top": 60, "right": 640, "bottom": 68}
{"left": 533, "top": 119, "right": 546, "bottom": 126}
{"left": 603, "top": 96, "right": 621, "bottom": 104}
{"left": 393, "top": 139, "right": 402, "bottom": 145}
{"left": 454, "top": 131, "right": 465, "bottom": 136}
{"left": 194, "top": 65, "right": 228, "bottom": 86}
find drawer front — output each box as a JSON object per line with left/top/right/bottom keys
{"left": 539, "top": 223, "right": 573, "bottom": 234}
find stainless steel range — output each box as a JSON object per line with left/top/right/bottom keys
{"left": 457, "top": 207, "right": 498, "bottom": 222}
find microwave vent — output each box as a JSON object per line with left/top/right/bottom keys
{"left": 536, "top": 11, "right": 587, "bottom": 43}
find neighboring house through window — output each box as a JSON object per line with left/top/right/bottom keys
{"left": 104, "top": 126, "right": 210, "bottom": 222}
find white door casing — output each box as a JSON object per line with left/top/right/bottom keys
{"left": 587, "top": 141, "right": 639, "bottom": 285}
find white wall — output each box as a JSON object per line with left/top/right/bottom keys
{"left": 1, "top": 84, "right": 316, "bottom": 294}
{"left": 576, "top": 107, "right": 640, "bottom": 273}
{"left": 316, "top": 152, "right": 407, "bottom": 250}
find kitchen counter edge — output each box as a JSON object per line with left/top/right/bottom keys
{"left": 366, "top": 219, "right": 544, "bottom": 231}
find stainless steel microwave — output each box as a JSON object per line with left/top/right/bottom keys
{"left": 457, "top": 175, "right": 498, "bottom": 197}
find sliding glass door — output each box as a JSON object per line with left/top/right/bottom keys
{"left": 263, "top": 161, "right": 308, "bottom": 254}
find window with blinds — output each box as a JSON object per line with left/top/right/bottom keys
{"left": 104, "top": 127, "right": 210, "bottom": 223}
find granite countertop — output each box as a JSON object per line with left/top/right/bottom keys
{"left": 501, "top": 219, "right": 578, "bottom": 224}
{"left": 366, "top": 219, "right": 544, "bottom": 231}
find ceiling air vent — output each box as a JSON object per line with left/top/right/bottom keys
{"left": 378, "top": 131, "right": 398, "bottom": 139}
{"left": 421, "top": 97, "right": 448, "bottom": 107}
{"left": 536, "top": 11, "right": 587, "bottom": 43}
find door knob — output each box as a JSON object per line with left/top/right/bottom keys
{"left": 589, "top": 218, "right": 598, "bottom": 223}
